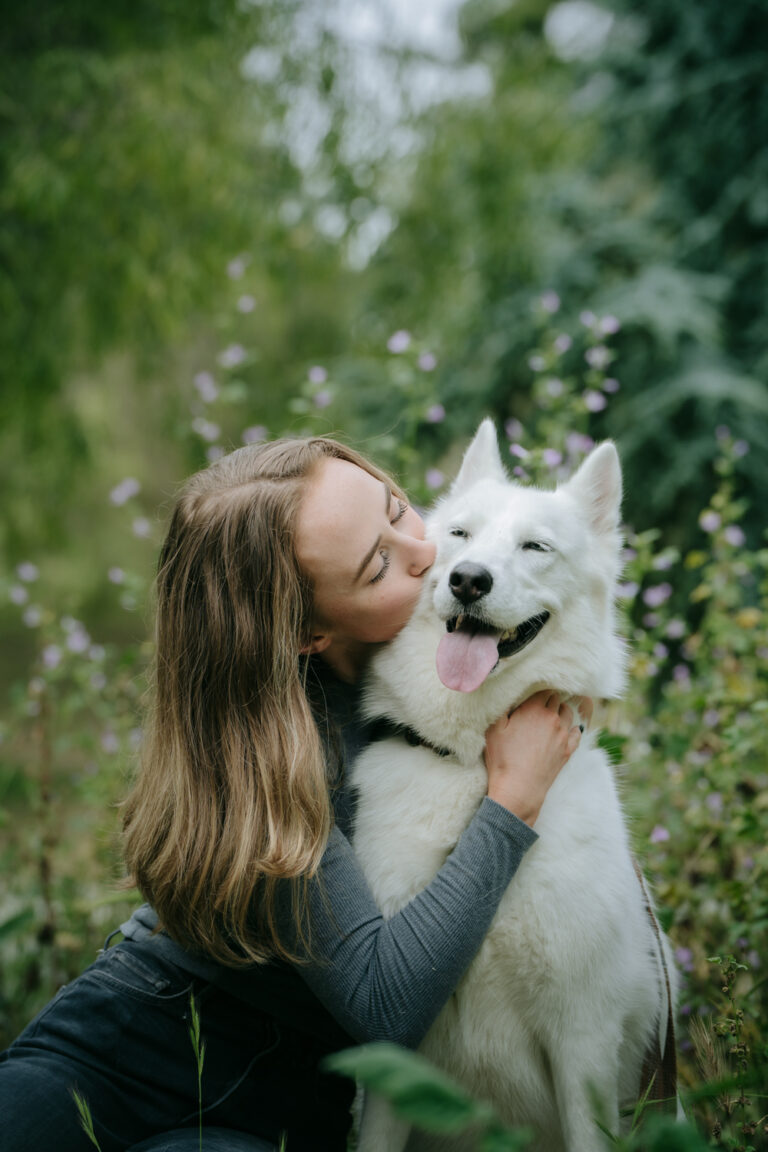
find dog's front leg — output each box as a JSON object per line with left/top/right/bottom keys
{"left": 357, "top": 1089, "right": 411, "bottom": 1152}
{"left": 548, "top": 1032, "right": 620, "bottom": 1152}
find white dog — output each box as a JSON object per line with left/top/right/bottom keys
{"left": 351, "top": 420, "right": 676, "bottom": 1152}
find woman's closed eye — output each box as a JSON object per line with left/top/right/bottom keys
{"left": 391, "top": 498, "right": 408, "bottom": 525}
{"left": 370, "top": 551, "right": 390, "bottom": 583}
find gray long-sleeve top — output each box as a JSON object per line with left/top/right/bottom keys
{"left": 121, "top": 658, "right": 538, "bottom": 1051}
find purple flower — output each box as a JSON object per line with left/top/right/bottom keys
{"left": 9, "top": 585, "right": 28, "bottom": 605}
{"left": 585, "top": 345, "right": 610, "bottom": 370}
{"left": 387, "top": 330, "right": 411, "bottom": 354}
{"left": 425, "top": 404, "right": 445, "bottom": 424}
{"left": 509, "top": 443, "right": 529, "bottom": 459}
{"left": 418, "top": 353, "right": 437, "bottom": 371}
{"left": 599, "top": 315, "right": 621, "bottom": 335}
{"left": 673, "top": 664, "right": 690, "bottom": 683}
{"left": 314, "top": 389, "right": 332, "bottom": 409}
{"left": 101, "top": 731, "right": 120, "bottom": 754}
{"left": 132, "top": 517, "right": 151, "bottom": 538}
{"left": 206, "top": 446, "right": 224, "bottom": 463}
{"left": 723, "top": 525, "right": 745, "bottom": 547}
{"left": 705, "top": 792, "right": 723, "bottom": 815}
{"left": 66, "top": 629, "right": 90, "bottom": 654}
{"left": 650, "top": 825, "right": 670, "bottom": 843}
{"left": 665, "top": 619, "right": 686, "bottom": 639}
{"left": 643, "top": 612, "right": 660, "bottom": 628}
{"left": 643, "top": 582, "right": 672, "bottom": 607}
{"left": 554, "top": 334, "right": 572, "bottom": 354}
{"left": 583, "top": 389, "right": 607, "bottom": 412}
{"left": 108, "top": 567, "right": 124, "bottom": 584}
{"left": 505, "top": 419, "right": 524, "bottom": 440}
{"left": 109, "top": 478, "right": 140, "bottom": 506}
{"left": 699, "top": 510, "right": 720, "bottom": 532}
{"left": 227, "top": 256, "right": 246, "bottom": 279}
{"left": 193, "top": 372, "right": 218, "bottom": 403}
{"left": 308, "top": 365, "right": 327, "bottom": 384}
{"left": 512, "top": 466, "right": 529, "bottom": 480}
{"left": 675, "top": 947, "right": 694, "bottom": 972}
{"left": 42, "top": 644, "right": 62, "bottom": 670}
{"left": 653, "top": 554, "right": 674, "bottom": 570}
{"left": 242, "top": 425, "right": 267, "bottom": 444}
{"left": 616, "top": 582, "right": 639, "bottom": 600}
{"left": 540, "top": 291, "right": 560, "bottom": 314}
{"left": 565, "top": 432, "right": 594, "bottom": 456}
{"left": 603, "top": 377, "right": 620, "bottom": 393}
{"left": 528, "top": 355, "right": 546, "bottom": 372}
{"left": 733, "top": 439, "right": 749, "bottom": 457}
{"left": 16, "top": 562, "right": 39, "bottom": 582}
{"left": 653, "top": 643, "right": 669, "bottom": 660}
{"left": 192, "top": 418, "right": 221, "bottom": 442}
{"left": 715, "top": 425, "right": 730, "bottom": 442}
{"left": 579, "top": 310, "right": 596, "bottom": 327}
{"left": 23, "top": 606, "right": 42, "bottom": 627}
{"left": 542, "top": 448, "right": 563, "bottom": 468}
{"left": 218, "top": 344, "right": 247, "bottom": 369}
{"left": 545, "top": 377, "right": 565, "bottom": 397}
{"left": 703, "top": 709, "right": 720, "bottom": 728}
{"left": 425, "top": 468, "right": 445, "bottom": 490}
{"left": 237, "top": 294, "right": 256, "bottom": 313}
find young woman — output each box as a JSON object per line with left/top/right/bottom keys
{"left": 0, "top": 436, "right": 587, "bottom": 1152}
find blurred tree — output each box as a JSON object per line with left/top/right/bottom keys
{"left": 0, "top": 0, "right": 324, "bottom": 555}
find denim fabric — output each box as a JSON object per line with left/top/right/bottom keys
{"left": 0, "top": 940, "right": 354, "bottom": 1152}
{"left": 129, "top": 1127, "right": 274, "bottom": 1151}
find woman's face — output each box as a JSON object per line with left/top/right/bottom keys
{"left": 296, "top": 458, "right": 436, "bottom": 650}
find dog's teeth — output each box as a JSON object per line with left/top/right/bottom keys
{"left": 455, "top": 614, "right": 465, "bottom": 630}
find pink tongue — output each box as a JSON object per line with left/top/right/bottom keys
{"left": 436, "top": 629, "right": 500, "bottom": 693}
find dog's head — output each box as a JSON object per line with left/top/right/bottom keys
{"left": 422, "top": 419, "right": 626, "bottom": 702}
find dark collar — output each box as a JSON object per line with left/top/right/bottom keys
{"left": 365, "top": 715, "right": 453, "bottom": 758}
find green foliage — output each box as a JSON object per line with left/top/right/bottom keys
{"left": 71, "top": 1089, "right": 104, "bottom": 1152}
{"left": 325, "top": 1043, "right": 534, "bottom": 1149}
{"left": 1, "top": 1, "right": 767, "bottom": 1145}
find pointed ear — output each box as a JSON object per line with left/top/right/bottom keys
{"left": 451, "top": 419, "right": 507, "bottom": 494}
{"left": 562, "top": 441, "right": 622, "bottom": 534}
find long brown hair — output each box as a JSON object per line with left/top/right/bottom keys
{"left": 122, "top": 436, "right": 398, "bottom": 965}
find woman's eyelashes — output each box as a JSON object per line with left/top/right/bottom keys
{"left": 370, "top": 500, "right": 407, "bottom": 583}
{"left": 391, "top": 498, "right": 408, "bottom": 525}
{"left": 370, "top": 551, "right": 390, "bottom": 583}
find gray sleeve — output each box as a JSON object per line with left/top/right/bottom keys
{"left": 290, "top": 796, "right": 537, "bottom": 1049}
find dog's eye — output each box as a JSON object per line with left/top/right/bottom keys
{"left": 522, "top": 541, "right": 553, "bottom": 553}
{"left": 450, "top": 527, "right": 469, "bottom": 539}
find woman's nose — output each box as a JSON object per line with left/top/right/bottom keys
{"left": 409, "top": 536, "right": 436, "bottom": 576}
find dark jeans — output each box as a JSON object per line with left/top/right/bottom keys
{"left": 0, "top": 940, "right": 354, "bottom": 1152}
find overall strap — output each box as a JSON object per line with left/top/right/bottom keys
{"left": 633, "top": 858, "right": 678, "bottom": 1111}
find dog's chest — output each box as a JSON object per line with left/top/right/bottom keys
{"left": 352, "top": 741, "right": 632, "bottom": 952}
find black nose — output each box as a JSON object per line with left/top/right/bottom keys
{"left": 449, "top": 563, "right": 493, "bottom": 605}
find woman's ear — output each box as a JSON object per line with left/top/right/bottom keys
{"left": 300, "top": 633, "right": 332, "bottom": 656}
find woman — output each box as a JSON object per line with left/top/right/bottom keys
{"left": 0, "top": 436, "right": 587, "bottom": 1151}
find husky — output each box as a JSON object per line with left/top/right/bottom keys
{"left": 351, "top": 420, "right": 676, "bottom": 1152}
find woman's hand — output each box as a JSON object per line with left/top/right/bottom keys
{"left": 484, "top": 690, "right": 593, "bottom": 827}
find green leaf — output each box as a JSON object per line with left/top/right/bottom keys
{"left": 323, "top": 1043, "right": 494, "bottom": 1133}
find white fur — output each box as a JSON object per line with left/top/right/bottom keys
{"left": 352, "top": 421, "right": 676, "bottom": 1152}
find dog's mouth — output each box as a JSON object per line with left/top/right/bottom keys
{"left": 437, "top": 611, "right": 551, "bottom": 694}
